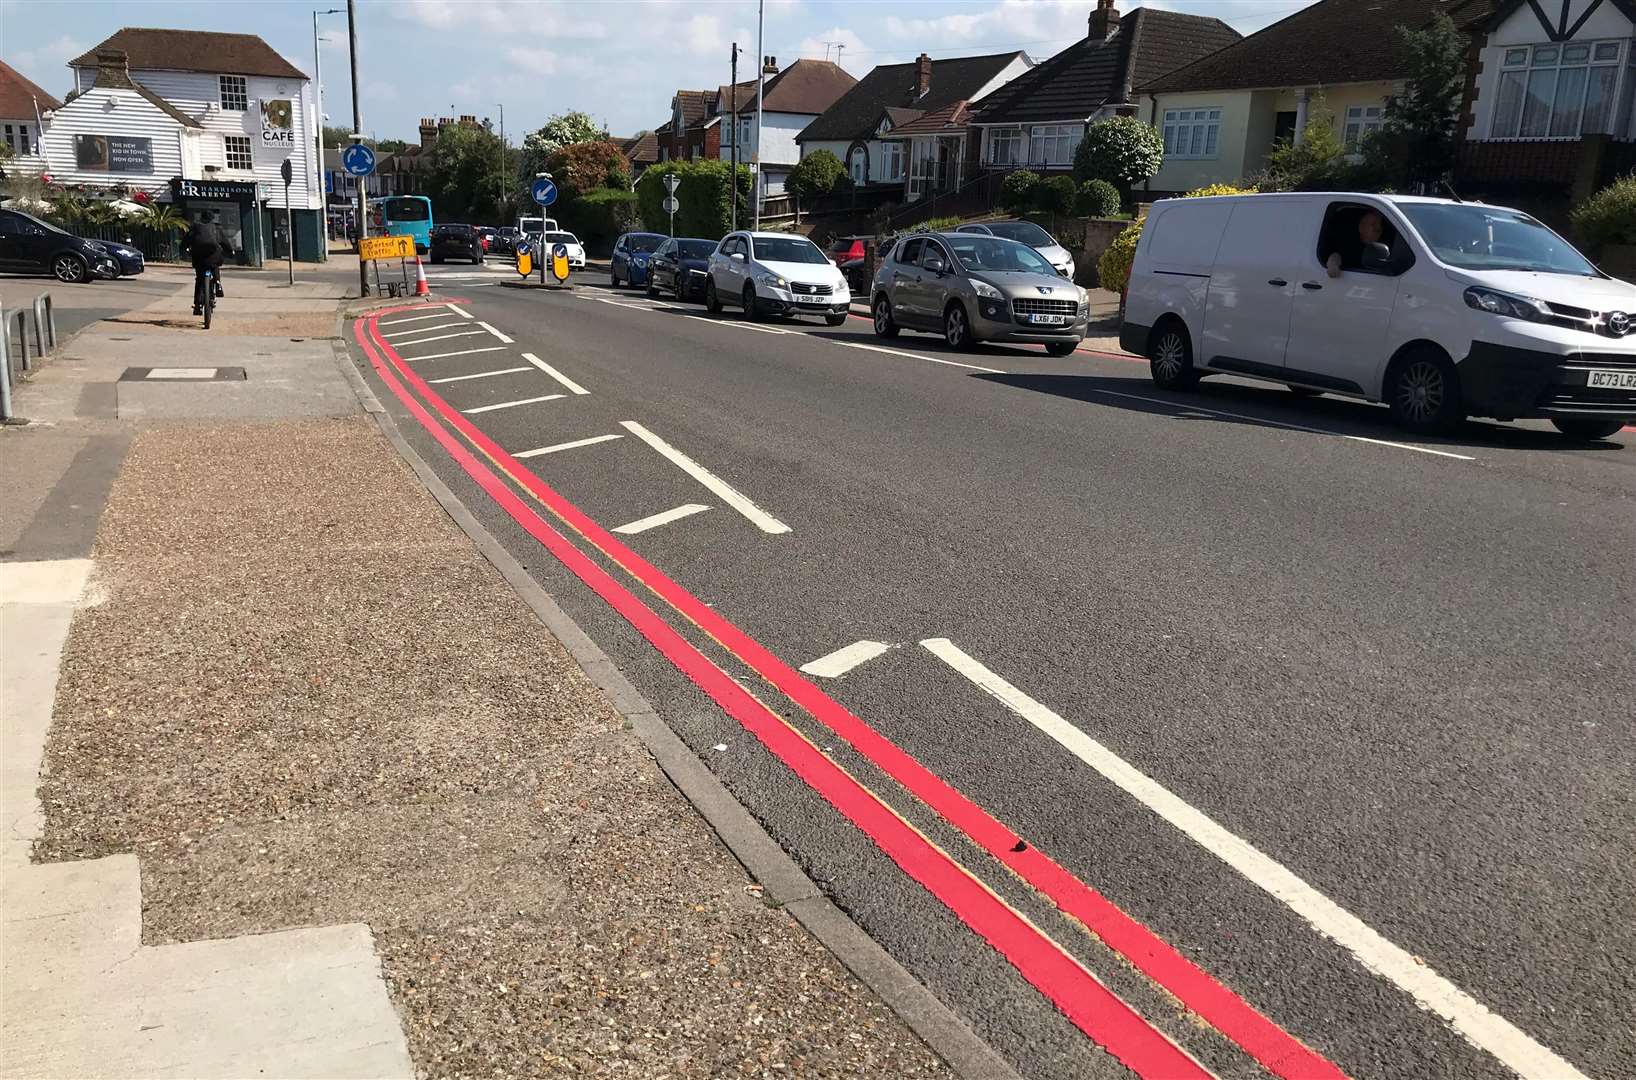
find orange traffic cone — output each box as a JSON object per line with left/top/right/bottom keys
{"left": 414, "top": 255, "right": 430, "bottom": 297}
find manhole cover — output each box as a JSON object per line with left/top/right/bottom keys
{"left": 119, "top": 367, "right": 247, "bottom": 382}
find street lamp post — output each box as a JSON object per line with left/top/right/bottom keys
{"left": 753, "top": 0, "right": 765, "bottom": 230}
{"left": 312, "top": 8, "right": 343, "bottom": 260}
{"left": 497, "top": 103, "right": 506, "bottom": 222}
{"left": 346, "top": 0, "right": 368, "bottom": 296}
{"left": 535, "top": 171, "right": 552, "bottom": 286}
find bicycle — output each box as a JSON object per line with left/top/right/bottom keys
{"left": 200, "top": 267, "right": 215, "bottom": 330}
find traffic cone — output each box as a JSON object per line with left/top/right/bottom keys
{"left": 414, "top": 255, "right": 430, "bottom": 297}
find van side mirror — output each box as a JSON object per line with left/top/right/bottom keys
{"left": 923, "top": 256, "right": 945, "bottom": 275}
{"left": 1362, "top": 241, "right": 1392, "bottom": 272}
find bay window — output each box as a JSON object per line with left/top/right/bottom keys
{"left": 1162, "top": 108, "right": 1220, "bottom": 159}
{"left": 1028, "top": 123, "right": 1082, "bottom": 166}
{"left": 1490, "top": 40, "right": 1626, "bottom": 138}
{"left": 987, "top": 126, "right": 1022, "bottom": 166}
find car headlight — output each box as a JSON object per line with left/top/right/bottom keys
{"left": 757, "top": 271, "right": 788, "bottom": 289}
{"left": 970, "top": 278, "right": 1003, "bottom": 300}
{"left": 1464, "top": 286, "right": 1550, "bottom": 321}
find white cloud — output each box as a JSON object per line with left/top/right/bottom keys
{"left": 12, "top": 32, "right": 88, "bottom": 76}
{"left": 392, "top": 0, "right": 605, "bottom": 39}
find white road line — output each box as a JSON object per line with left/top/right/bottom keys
{"left": 619, "top": 421, "right": 790, "bottom": 535}
{"left": 918, "top": 637, "right": 1588, "bottom": 1080}
{"left": 840, "top": 341, "right": 1003, "bottom": 374}
{"left": 1085, "top": 387, "right": 1477, "bottom": 461}
{"left": 446, "top": 303, "right": 474, "bottom": 319}
{"left": 800, "top": 640, "right": 892, "bottom": 678}
{"left": 427, "top": 366, "right": 533, "bottom": 385}
{"left": 379, "top": 311, "right": 455, "bottom": 326}
{"left": 681, "top": 314, "right": 790, "bottom": 335}
{"left": 596, "top": 297, "right": 654, "bottom": 312}
{"left": 462, "top": 394, "right": 565, "bottom": 414}
{"left": 382, "top": 322, "right": 467, "bottom": 339}
{"left": 403, "top": 345, "right": 508, "bottom": 362}
{"left": 514, "top": 433, "right": 624, "bottom": 458}
{"left": 612, "top": 503, "right": 711, "bottom": 535}
{"left": 522, "top": 353, "right": 589, "bottom": 395}
{"left": 393, "top": 330, "right": 487, "bottom": 348}
{"left": 477, "top": 321, "right": 514, "bottom": 343}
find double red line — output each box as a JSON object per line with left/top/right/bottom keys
{"left": 357, "top": 306, "right": 1346, "bottom": 1080}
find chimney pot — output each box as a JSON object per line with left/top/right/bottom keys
{"left": 763, "top": 55, "right": 777, "bottom": 74}
{"left": 1088, "top": 0, "right": 1121, "bottom": 40}
{"left": 95, "top": 48, "right": 129, "bottom": 72}
{"left": 916, "top": 52, "right": 932, "bottom": 97}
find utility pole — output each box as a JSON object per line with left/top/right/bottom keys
{"left": 753, "top": 0, "right": 765, "bottom": 230}
{"left": 346, "top": 0, "right": 368, "bottom": 296}
{"left": 312, "top": 8, "right": 343, "bottom": 259}
{"left": 497, "top": 103, "right": 506, "bottom": 222}
{"left": 730, "top": 43, "right": 738, "bottom": 232}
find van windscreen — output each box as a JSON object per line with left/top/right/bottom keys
{"left": 1398, "top": 204, "right": 1598, "bottom": 277}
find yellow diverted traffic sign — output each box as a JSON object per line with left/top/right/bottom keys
{"left": 360, "top": 234, "right": 414, "bottom": 261}
{"left": 515, "top": 248, "right": 533, "bottom": 277}
{"left": 551, "top": 245, "right": 570, "bottom": 282}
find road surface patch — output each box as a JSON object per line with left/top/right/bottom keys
{"left": 800, "top": 641, "right": 893, "bottom": 679}
{"left": 477, "top": 321, "right": 514, "bottom": 344}
{"left": 522, "top": 353, "right": 589, "bottom": 395}
{"left": 445, "top": 303, "right": 475, "bottom": 320}
{"left": 462, "top": 394, "right": 566, "bottom": 415}
{"left": 613, "top": 503, "right": 712, "bottom": 535}
{"left": 513, "top": 433, "right": 624, "bottom": 458}
{"left": 619, "top": 421, "right": 790, "bottom": 535}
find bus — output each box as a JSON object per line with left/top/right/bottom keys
{"left": 373, "top": 195, "right": 434, "bottom": 254}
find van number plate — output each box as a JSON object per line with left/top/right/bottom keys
{"left": 1586, "top": 369, "right": 1636, "bottom": 391}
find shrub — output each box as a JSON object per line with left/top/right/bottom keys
{"left": 1000, "top": 170, "right": 1039, "bottom": 214}
{"left": 562, "top": 187, "right": 639, "bottom": 252}
{"left": 787, "top": 150, "right": 847, "bottom": 201}
{"left": 1258, "top": 100, "right": 1348, "bottom": 191}
{"left": 1073, "top": 116, "right": 1164, "bottom": 192}
{"left": 1077, "top": 179, "right": 1121, "bottom": 217}
{"left": 910, "top": 215, "right": 962, "bottom": 233}
{"left": 637, "top": 159, "right": 753, "bottom": 239}
{"left": 1183, "top": 183, "right": 1253, "bottom": 198}
{"left": 1571, "top": 175, "right": 1636, "bottom": 253}
{"left": 1035, "top": 174, "right": 1078, "bottom": 216}
{"left": 1098, "top": 222, "right": 1142, "bottom": 295}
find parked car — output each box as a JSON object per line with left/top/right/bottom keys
{"left": 1121, "top": 192, "right": 1636, "bottom": 439}
{"left": 610, "top": 231, "right": 666, "bottom": 287}
{"left": 647, "top": 237, "right": 718, "bottom": 301}
{"left": 870, "top": 231, "right": 1087, "bottom": 356}
{"left": 429, "top": 223, "right": 485, "bottom": 264}
{"left": 955, "top": 220, "right": 1075, "bottom": 279}
{"left": 476, "top": 226, "right": 497, "bottom": 253}
{"left": 0, "top": 207, "right": 121, "bottom": 283}
{"left": 92, "top": 239, "right": 146, "bottom": 277}
{"left": 491, "top": 226, "right": 519, "bottom": 254}
{"left": 828, "top": 236, "right": 869, "bottom": 291}
{"left": 542, "top": 230, "right": 586, "bottom": 270}
{"left": 705, "top": 231, "right": 851, "bottom": 325}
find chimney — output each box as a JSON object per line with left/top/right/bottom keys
{"left": 95, "top": 48, "right": 129, "bottom": 75}
{"left": 915, "top": 53, "right": 932, "bottom": 98}
{"left": 459, "top": 114, "right": 476, "bottom": 126}
{"left": 419, "top": 117, "right": 437, "bottom": 145}
{"left": 1088, "top": 0, "right": 1121, "bottom": 41}
{"left": 763, "top": 55, "right": 778, "bottom": 74}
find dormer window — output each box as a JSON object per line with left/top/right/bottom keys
{"left": 219, "top": 74, "right": 248, "bottom": 112}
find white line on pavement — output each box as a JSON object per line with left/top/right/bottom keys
{"left": 681, "top": 314, "right": 790, "bottom": 335}
{"left": 382, "top": 322, "right": 467, "bottom": 339}
{"left": 1084, "top": 387, "right": 1477, "bottom": 461}
{"left": 478, "top": 321, "right": 515, "bottom": 343}
{"left": 462, "top": 394, "right": 566, "bottom": 414}
{"left": 840, "top": 341, "right": 1003, "bottom": 374}
{"left": 612, "top": 503, "right": 711, "bottom": 535}
{"left": 522, "top": 353, "right": 589, "bottom": 395}
{"left": 393, "top": 330, "right": 488, "bottom": 348}
{"left": 403, "top": 346, "right": 508, "bottom": 362}
{"left": 918, "top": 636, "right": 1587, "bottom": 1080}
{"left": 596, "top": 298, "right": 654, "bottom": 312}
{"left": 800, "top": 640, "right": 892, "bottom": 678}
{"left": 619, "top": 421, "right": 790, "bottom": 535}
{"left": 514, "top": 433, "right": 624, "bottom": 458}
{"left": 379, "top": 312, "right": 455, "bottom": 326}
{"left": 446, "top": 304, "right": 475, "bottom": 319}
{"left": 427, "top": 366, "right": 533, "bottom": 385}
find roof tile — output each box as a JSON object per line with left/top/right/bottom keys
{"left": 72, "top": 27, "right": 307, "bottom": 81}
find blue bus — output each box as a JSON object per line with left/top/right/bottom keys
{"left": 374, "top": 195, "right": 433, "bottom": 254}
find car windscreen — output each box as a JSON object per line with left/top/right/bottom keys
{"left": 751, "top": 237, "right": 828, "bottom": 264}
{"left": 544, "top": 232, "right": 579, "bottom": 244}
{"left": 625, "top": 234, "right": 664, "bottom": 253}
{"left": 1398, "top": 204, "right": 1598, "bottom": 277}
{"left": 946, "top": 235, "right": 1053, "bottom": 274}
{"left": 986, "top": 221, "right": 1055, "bottom": 247}
{"left": 677, "top": 240, "right": 718, "bottom": 259}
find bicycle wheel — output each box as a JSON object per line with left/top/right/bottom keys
{"left": 202, "top": 272, "right": 214, "bottom": 330}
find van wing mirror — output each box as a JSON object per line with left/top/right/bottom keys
{"left": 1361, "top": 241, "right": 1392, "bottom": 272}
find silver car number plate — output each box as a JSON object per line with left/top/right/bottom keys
{"left": 1029, "top": 313, "right": 1067, "bottom": 325}
{"left": 795, "top": 294, "right": 827, "bottom": 304}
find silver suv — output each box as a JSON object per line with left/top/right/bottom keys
{"left": 870, "top": 232, "right": 1089, "bottom": 356}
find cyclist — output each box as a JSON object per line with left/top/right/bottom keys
{"left": 180, "top": 211, "right": 232, "bottom": 315}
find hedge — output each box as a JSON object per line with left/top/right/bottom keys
{"left": 637, "top": 159, "right": 754, "bottom": 240}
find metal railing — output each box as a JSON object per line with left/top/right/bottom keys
{"left": 1, "top": 291, "right": 59, "bottom": 424}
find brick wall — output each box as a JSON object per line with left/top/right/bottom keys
{"left": 1456, "top": 140, "right": 1586, "bottom": 186}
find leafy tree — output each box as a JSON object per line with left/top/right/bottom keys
{"left": 520, "top": 111, "right": 604, "bottom": 177}
{"left": 139, "top": 204, "right": 187, "bottom": 232}
{"left": 1572, "top": 175, "right": 1636, "bottom": 254}
{"left": 1077, "top": 179, "right": 1121, "bottom": 218}
{"left": 636, "top": 159, "right": 753, "bottom": 239}
{"left": 1370, "top": 14, "right": 1467, "bottom": 190}
{"left": 424, "top": 122, "right": 510, "bottom": 221}
{"left": 1073, "top": 117, "right": 1163, "bottom": 193}
{"left": 322, "top": 125, "right": 364, "bottom": 149}
{"left": 1261, "top": 100, "right": 1346, "bottom": 190}
{"left": 376, "top": 138, "right": 411, "bottom": 154}
{"left": 546, "top": 140, "right": 631, "bottom": 198}
{"left": 787, "top": 150, "right": 847, "bottom": 201}
{"left": 1034, "top": 174, "right": 1078, "bottom": 216}
{"left": 1000, "top": 170, "right": 1039, "bottom": 213}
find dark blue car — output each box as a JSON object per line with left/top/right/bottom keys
{"left": 646, "top": 237, "right": 718, "bottom": 302}
{"left": 93, "top": 239, "right": 146, "bottom": 277}
{"left": 610, "top": 231, "right": 665, "bottom": 288}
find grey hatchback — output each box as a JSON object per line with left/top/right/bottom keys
{"left": 870, "top": 232, "right": 1088, "bottom": 355}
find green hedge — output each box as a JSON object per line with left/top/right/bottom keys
{"left": 558, "top": 187, "right": 639, "bottom": 253}
{"left": 638, "top": 159, "right": 754, "bottom": 239}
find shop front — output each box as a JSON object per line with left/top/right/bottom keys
{"left": 168, "top": 176, "right": 265, "bottom": 266}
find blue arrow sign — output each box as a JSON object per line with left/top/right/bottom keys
{"left": 531, "top": 177, "right": 558, "bottom": 206}
{"left": 341, "top": 143, "right": 376, "bottom": 177}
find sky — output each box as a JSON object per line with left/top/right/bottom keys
{"left": 3, "top": 0, "right": 1316, "bottom": 142}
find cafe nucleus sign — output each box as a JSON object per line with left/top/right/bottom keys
{"left": 260, "top": 99, "right": 296, "bottom": 152}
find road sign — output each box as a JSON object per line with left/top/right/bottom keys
{"left": 531, "top": 177, "right": 558, "bottom": 206}
{"left": 551, "top": 243, "right": 570, "bottom": 283}
{"left": 663, "top": 174, "right": 680, "bottom": 194}
{"left": 662, "top": 196, "right": 679, "bottom": 214}
{"left": 359, "top": 234, "right": 413, "bottom": 261}
{"left": 515, "top": 245, "right": 533, "bottom": 277}
{"left": 341, "top": 143, "right": 375, "bottom": 176}
{"left": 280, "top": 158, "right": 293, "bottom": 185}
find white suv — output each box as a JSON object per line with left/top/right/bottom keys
{"left": 705, "top": 231, "right": 851, "bottom": 325}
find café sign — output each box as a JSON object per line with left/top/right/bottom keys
{"left": 260, "top": 98, "right": 296, "bottom": 152}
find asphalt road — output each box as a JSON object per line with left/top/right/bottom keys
{"left": 350, "top": 260, "right": 1634, "bottom": 1080}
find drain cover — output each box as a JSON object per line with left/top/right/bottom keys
{"left": 119, "top": 367, "right": 247, "bottom": 381}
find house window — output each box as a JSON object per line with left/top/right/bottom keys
{"left": 987, "top": 126, "right": 1023, "bottom": 166}
{"left": 224, "top": 135, "right": 254, "bottom": 170}
{"left": 2, "top": 123, "right": 30, "bottom": 155}
{"left": 1163, "top": 109, "right": 1220, "bottom": 159}
{"left": 738, "top": 116, "right": 752, "bottom": 148}
{"left": 848, "top": 145, "right": 868, "bottom": 184}
{"left": 1028, "top": 124, "right": 1082, "bottom": 166}
{"left": 1490, "top": 39, "right": 1624, "bottom": 138}
{"left": 219, "top": 74, "right": 249, "bottom": 112}
{"left": 882, "top": 141, "right": 904, "bottom": 181}
{"left": 1343, "top": 105, "right": 1384, "bottom": 149}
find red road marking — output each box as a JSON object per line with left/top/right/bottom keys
{"left": 355, "top": 310, "right": 1207, "bottom": 1078}
{"left": 363, "top": 303, "right": 1347, "bottom": 1080}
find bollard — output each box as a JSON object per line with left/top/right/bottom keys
{"left": 32, "top": 293, "right": 56, "bottom": 354}
{"left": 0, "top": 307, "right": 15, "bottom": 422}
{"left": 7, "top": 308, "right": 31, "bottom": 373}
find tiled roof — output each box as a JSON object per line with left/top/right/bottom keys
{"left": 1140, "top": 0, "right": 1478, "bottom": 93}
{"left": 619, "top": 132, "right": 659, "bottom": 164}
{"left": 715, "top": 79, "right": 761, "bottom": 115}
{"left": 672, "top": 89, "right": 713, "bottom": 128}
{"left": 974, "top": 9, "right": 1238, "bottom": 124}
{"left": 885, "top": 100, "right": 973, "bottom": 137}
{"left": 725, "top": 59, "right": 858, "bottom": 116}
{"left": 797, "top": 50, "right": 1028, "bottom": 143}
{"left": 0, "top": 59, "right": 61, "bottom": 119}
{"left": 883, "top": 106, "right": 925, "bottom": 129}
{"left": 72, "top": 27, "right": 307, "bottom": 80}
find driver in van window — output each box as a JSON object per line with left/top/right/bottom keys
{"left": 1325, "top": 208, "right": 1387, "bottom": 278}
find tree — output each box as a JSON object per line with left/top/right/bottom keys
{"left": 787, "top": 150, "right": 847, "bottom": 201}
{"left": 1077, "top": 179, "right": 1121, "bottom": 218}
{"left": 546, "top": 140, "right": 630, "bottom": 198}
{"left": 1073, "top": 116, "right": 1163, "bottom": 193}
{"left": 1261, "top": 100, "right": 1346, "bottom": 190}
{"left": 377, "top": 138, "right": 411, "bottom": 154}
{"left": 322, "top": 125, "right": 361, "bottom": 149}
{"left": 636, "top": 159, "right": 753, "bottom": 239}
{"left": 520, "top": 110, "right": 605, "bottom": 177}
{"left": 1000, "top": 170, "right": 1039, "bottom": 213}
{"left": 1034, "top": 174, "right": 1078, "bottom": 217}
{"left": 1370, "top": 14, "right": 1467, "bottom": 190}
{"left": 1571, "top": 175, "right": 1636, "bottom": 254}
{"left": 423, "top": 122, "right": 510, "bottom": 222}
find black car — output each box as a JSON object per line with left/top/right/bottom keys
{"left": 647, "top": 237, "right": 718, "bottom": 301}
{"left": 490, "top": 226, "right": 519, "bottom": 254}
{"left": 94, "top": 239, "right": 146, "bottom": 277}
{"left": 430, "top": 223, "right": 484, "bottom": 264}
{"left": 0, "top": 207, "right": 121, "bottom": 283}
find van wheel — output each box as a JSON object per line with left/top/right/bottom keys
{"left": 873, "top": 296, "right": 900, "bottom": 338}
{"left": 1288, "top": 385, "right": 1323, "bottom": 398}
{"left": 1388, "top": 347, "right": 1464, "bottom": 434}
{"left": 1148, "top": 319, "right": 1198, "bottom": 390}
{"left": 1550, "top": 418, "right": 1625, "bottom": 440}
{"left": 705, "top": 278, "right": 723, "bottom": 313}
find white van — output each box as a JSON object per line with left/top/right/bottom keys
{"left": 1121, "top": 193, "right": 1636, "bottom": 439}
